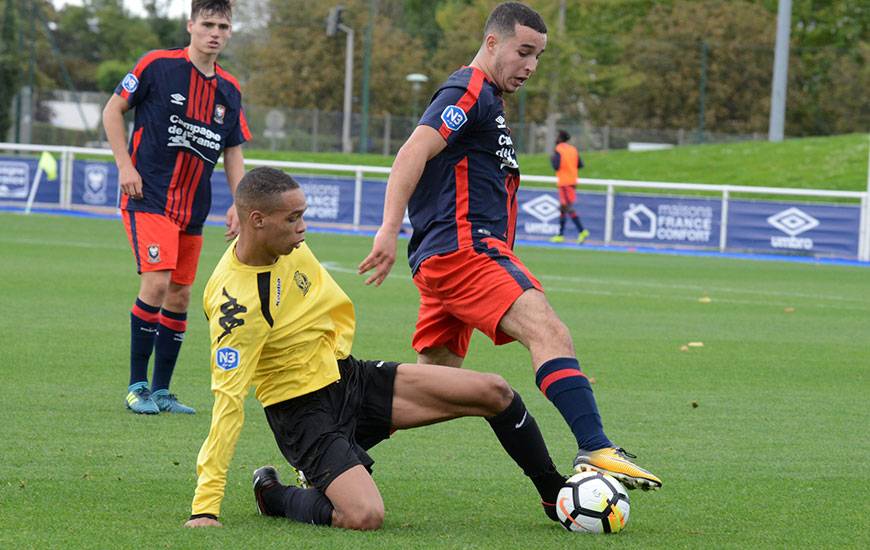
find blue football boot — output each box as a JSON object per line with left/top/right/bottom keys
{"left": 125, "top": 382, "right": 159, "bottom": 415}
{"left": 151, "top": 389, "right": 196, "bottom": 414}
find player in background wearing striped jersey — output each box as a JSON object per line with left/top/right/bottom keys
{"left": 103, "top": 0, "right": 251, "bottom": 415}
{"left": 359, "top": 3, "right": 661, "bottom": 490}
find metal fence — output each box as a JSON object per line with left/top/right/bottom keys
{"left": 13, "top": 88, "right": 769, "bottom": 155}
{"left": 1, "top": 142, "right": 867, "bottom": 262}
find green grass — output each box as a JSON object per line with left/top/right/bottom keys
{"left": 1, "top": 213, "right": 869, "bottom": 548}
{"left": 246, "top": 133, "right": 869, "bottom": 191}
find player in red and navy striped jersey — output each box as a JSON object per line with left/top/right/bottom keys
{"left": 103, "top": 0, "right": 250, "bottom": 415}
{"left": 360, "top": 2, "right": 662, "bottom": 494}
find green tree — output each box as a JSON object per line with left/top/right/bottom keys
{"left": 242, "top": 1, "right": 425, "bottom": 115}
{"left": 601, "top": 0, "right": 775, "bottom": 134}
{"left": 0, "top": 0, "right": 21, "bottom": 140}
{"left": 48, "top": 0, "right": 159, "bottom": 89}
{"left": 95, "top": 59, "right": 130, "bottom": 93}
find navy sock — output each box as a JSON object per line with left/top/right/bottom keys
{"left": 486, "top": 391, "right": 564, "bottom": 503}
{"left": 558, "top": 214, "right": 566, "bottom": 235}
{"left": 570, "top": 213, "right": 585, "bottom": 232}
{"left": 130, "top": 299, "right": 159, "bottom": 386}
{"left": 151, "top": 309, "right": 187, "bottom": 392}
{"left": 262, "top": 484, "right": 333, "bottom": 525}
{"left": 535, "top": 357, "right": 612, "bottom": 451}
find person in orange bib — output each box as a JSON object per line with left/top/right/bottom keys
{"left": 550, "top": 130, "right": 589, "bottom": 244}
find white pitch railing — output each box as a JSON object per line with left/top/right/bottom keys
{"left": 2, "top": 142, "right": 868, "bottom": 261}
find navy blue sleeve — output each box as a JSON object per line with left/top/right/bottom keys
{"left": 550, "top": 151, "right": 561, "bottom": 171}
{"left": 418, "top": 86, "right": 484, "bottom": 146}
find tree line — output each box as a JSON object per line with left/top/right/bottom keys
{"left": 1, "top": 0, "right": 867, "bottom": 142}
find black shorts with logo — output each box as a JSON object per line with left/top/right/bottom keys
{"left": 263, "top": 355, "right": 399, "bottom": 492}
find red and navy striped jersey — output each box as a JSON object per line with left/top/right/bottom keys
{"left": 407, "top": 66, "right": 520, "bottom": 273}
{"left": 115, "top": 47, "right": 252, "bottom": 234}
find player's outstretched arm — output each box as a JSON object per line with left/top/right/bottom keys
{"left": 103, "top": 94, "right": 143, "bottom": 200}
{"left": 358, "top": 126, "right": 446, "bottom": 286}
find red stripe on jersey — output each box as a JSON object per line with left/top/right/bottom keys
{"left": 454, "top": 157, "right": 471, "bottom": 248}
{"left": 178, "top": 157, "right": 204, "bottom": 230}
{"left": 174, "top": 154, "right": 198, "bottom": 226}
{"left": 119, "top": 49, "right": 186, "bottom": 101}
{"left": 538, "top": 369, "right": 587, "bottom": 395}
{"left": 438, "top": 68, "right": 485, "bottom": 140}
{"left": 164, "top": 152, "right": 189, "bottom": 223}
{"left": 186, "top": 68, "right": 198, "bottom": 119}
{"left": 204, "top": 79, "right": 217, "bottom": 124}
{"left": 130, "top": 127, "right": 144, "bottom": 167}
{"left": 215, "top": 64, "right": 242, "bottom": 92}
{"left": 132, "top": 49, "right": 187, "bottom": 79}
{"left": 239, "top": 109, "right": 252, "bottom": 141}
{"left": 505, "top": 173, "right": 519, "bottom": 247}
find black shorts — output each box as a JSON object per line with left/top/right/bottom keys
{"left": 263, "top": 355, "right": 399, "bottom": 492}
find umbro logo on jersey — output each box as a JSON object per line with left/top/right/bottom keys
{"left": 495, "top": 115, "right": 507, "bottom": 129}
{"left": 170, "top": 93, "right": 186, "bottom": 106}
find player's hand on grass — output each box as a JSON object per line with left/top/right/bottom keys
{"left": 119, "top": 165, "right": 143, "bottom": 200}
{"left": 358, "top": 228, "right": 398, "bottom": 286}
{"left": 184, "top": 517, "right": 223, "bottom": 528}
{"left": 225, "top": 204, "right": 240, "bottom": 241}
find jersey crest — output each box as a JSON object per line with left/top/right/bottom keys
{"left": 294, "top": 271, "right": 311, "bottom": 296}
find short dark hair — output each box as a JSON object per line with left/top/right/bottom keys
{"left": 557, "top": 130, "right": 570, "bottom": 143}
{"left": 483, "top": 2, "right": 547, "bottom": 37}
{"left": 235, "top": 167, "right": 300, "bottom": 214}
{"left": 191, "top": 0, "right": 232, "bottom": 21}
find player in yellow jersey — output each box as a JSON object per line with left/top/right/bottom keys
{"left": 185, "top": 167, "right": 567, "bottom": 530}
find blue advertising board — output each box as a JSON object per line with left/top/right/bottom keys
{"left": 0, "top": 156, "right": 60, "bottom": 204}
{"left": 12, "top": 154, "right": 865, "bottom": 261}
{"left": 727, "top": 199, "right": 860, "bottom": 257}
{"left": 515, "top": 188, "right": 606, "bottom": 241}
{"left": 611, "top": 194, "right": 721, "bottom": 247}
{"left": 71, "top": 160, "right": 119, "bottom": 207}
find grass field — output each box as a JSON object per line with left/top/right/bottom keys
{"left": 245, "top": 133, "right": 869, "bottom": 191}
{"left": 1, "top": 212, "right": 868, "bottom": 548}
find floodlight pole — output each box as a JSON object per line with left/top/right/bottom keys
{"left": 768, "top": 0, "right": 791, "bottom": 142}
{"left": 338, "top": 23, "right": 355, "bottom": 154}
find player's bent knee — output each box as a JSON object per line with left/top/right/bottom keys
{"left": 480, "top": 373, "right": 513, "bottom": 415}
{"left": 335, "top": 503, "right": 384, "bottom": 531}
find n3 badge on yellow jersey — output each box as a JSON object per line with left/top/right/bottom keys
{"left": 216, "top": 346, "right": 240, "bottom": 370}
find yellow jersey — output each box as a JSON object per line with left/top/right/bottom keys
{"left": 191, "top": 240, "right": 355, "bottom": 516}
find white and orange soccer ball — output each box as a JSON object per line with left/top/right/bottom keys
{"left": 556, "top": 471, "right": 630, "bottom": 534}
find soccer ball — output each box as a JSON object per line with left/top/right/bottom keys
{"left": 556, "top": 471, "right": 630, "bottom": 534}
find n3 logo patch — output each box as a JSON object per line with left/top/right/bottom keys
{"left": 216, "top": 346, "right": 240, "bottom": 371}
{"left": 441, "top": 105, "right": 468, "bottom": 132}
{"left": 122, "top": 73, "right": 139, "bottom": 93}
